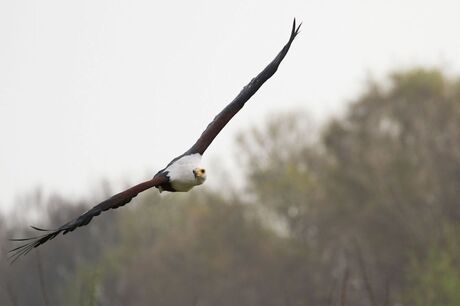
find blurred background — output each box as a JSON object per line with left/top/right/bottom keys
{"left": 1, "top": 1, "right": 460, "bottom": 305}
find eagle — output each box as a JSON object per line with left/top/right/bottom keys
{"left": 9, "top": 19, "right": 301, "bottom": 262}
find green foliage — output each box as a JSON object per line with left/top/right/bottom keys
{"left": 406, "top": 226, "right": 460, "bottom": 306}
{"left": 2, "top": 68, "right": 460, "bottom": 306}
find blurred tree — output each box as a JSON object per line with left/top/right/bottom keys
{"left": 237, "top": 68, "right": 460, "bottom": 305}
{"left": 406, "top": 225, "right": 460, "bottom": 306}
{"left": 1, "top": 68, "right": 460, "bottom": 306}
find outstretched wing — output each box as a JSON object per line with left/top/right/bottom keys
{"left": 9, "top": 176, "right": 167, "bottom": 263}
{"left": 186, "top": 19, "right": 302, "bottom": 156}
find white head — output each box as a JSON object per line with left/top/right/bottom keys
{"left": 193, "top": 167, "right": 207, "bottom": 185}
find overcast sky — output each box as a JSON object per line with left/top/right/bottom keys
{"left": 1, "top": 0, "right": 460, "bottom": 212}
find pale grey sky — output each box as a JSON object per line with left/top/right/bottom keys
{"left": 1, "top": 0, "right": 460, "bottom": 212}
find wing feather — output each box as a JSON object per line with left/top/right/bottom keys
{"left": 186, "top": 19, "right": 302, "bottom": 155}
{"left": 8, "top": 176, "right": 167, "bottom": 263}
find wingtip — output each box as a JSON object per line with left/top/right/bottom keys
{"left": 31, "top": 225, "right": 53, "bottom": 232}
{"left": 7, "top": 243, "right": 32, "bottom": 264}
{"left": 290, "top": 18, "right": 302, "bottom": 39}
{"left": 8, "top": 226, "right": 59, "bottom": 263}
{"left": 296, "top": 21, "right": 302, "bottom": 34}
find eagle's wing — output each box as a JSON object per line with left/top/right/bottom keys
{"left": 186, "top": 19, "right": 301, "bottom": 156}
{"left": 9, "top": 175, "right": 167, "bottom": 263}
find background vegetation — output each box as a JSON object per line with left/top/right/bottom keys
{"left": 1, "top": 68, "right": 460, "bottom": 305}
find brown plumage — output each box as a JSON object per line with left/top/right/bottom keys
{"left": 9, "top": 175, "right": 168, "bottom": 262}
{"left": 187, "top": 19, "right": 301, "bottom": 155}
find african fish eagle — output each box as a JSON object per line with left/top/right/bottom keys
{"left": 9, "top": 19, "right": 301, "bottom": 262}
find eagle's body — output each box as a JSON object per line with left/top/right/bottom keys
{"left": 9, "top": 19, "right": 302, "bottom": 262}
{"left": 156, "top": 153, "right": 205, "bottom": 192}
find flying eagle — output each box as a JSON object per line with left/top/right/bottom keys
{"left": 9, "top": 19, "right": 301, "bottom": 262}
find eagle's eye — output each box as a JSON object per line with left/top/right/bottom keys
{"left": 201, "top": 169, "right": 206, "bottom": 174}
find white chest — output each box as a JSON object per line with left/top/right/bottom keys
{"left": 164, "top": 153, "right": 202, "bottom": 191}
